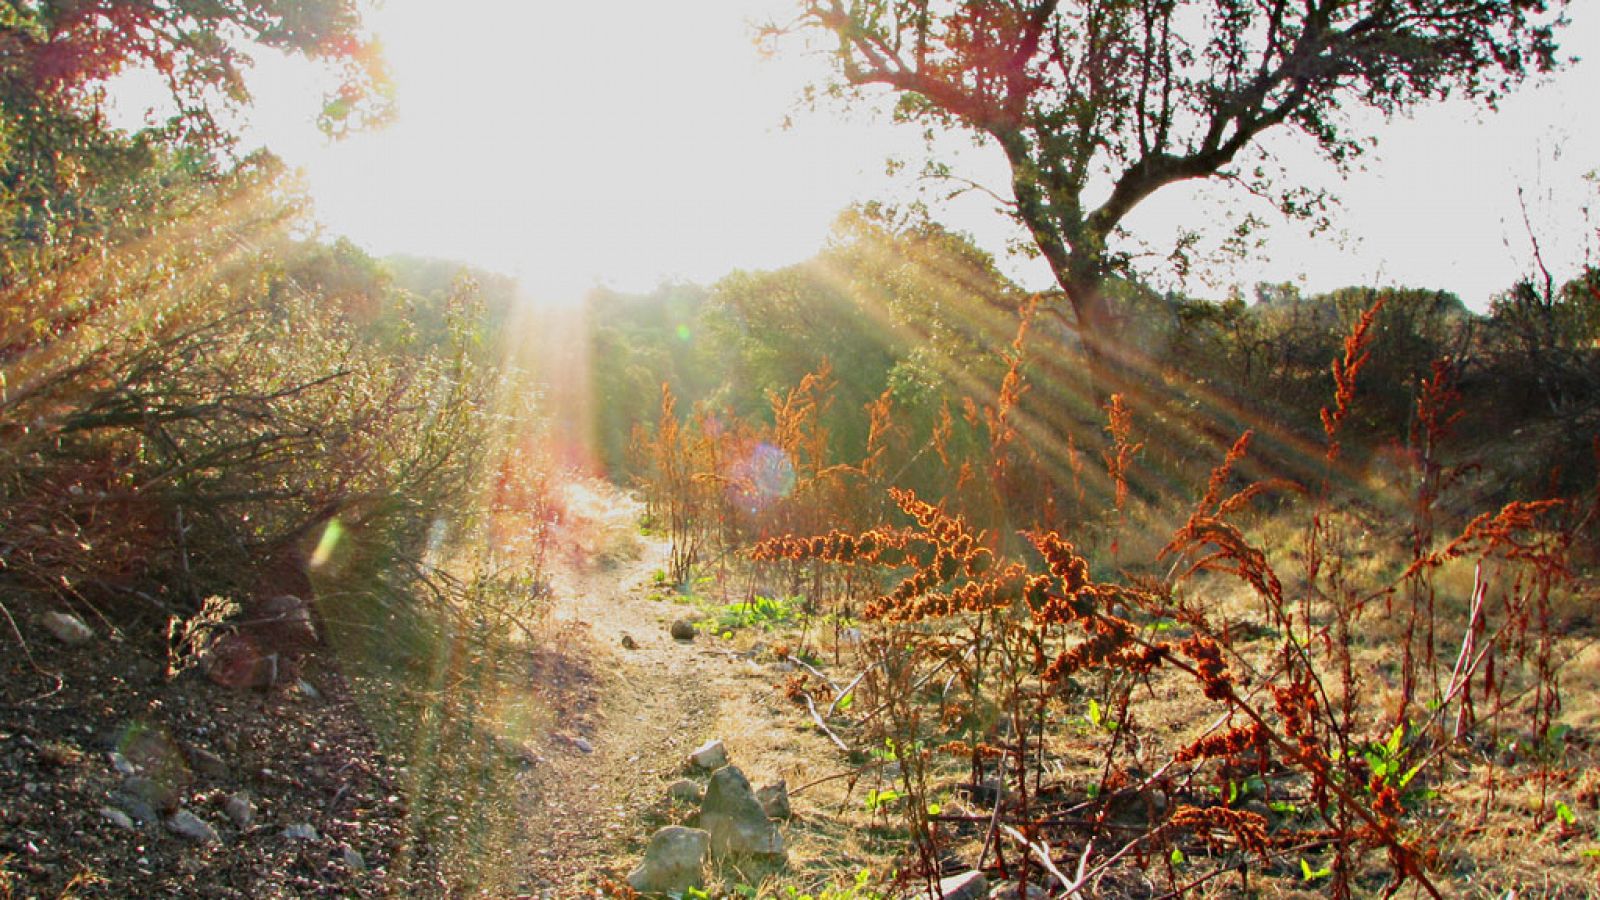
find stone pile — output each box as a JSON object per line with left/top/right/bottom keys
{"left": 626, "top": 740, "right": 791, "bottom": 894}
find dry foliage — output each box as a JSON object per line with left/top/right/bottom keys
{"left": 684, "top": 299, "right": 1596, "bottom": 897}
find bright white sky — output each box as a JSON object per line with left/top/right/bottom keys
{"left": 225, "top": 0, "right": 1599, "bottom": 310}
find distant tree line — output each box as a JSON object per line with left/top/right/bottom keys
{"left": 589, "top": 205, "right": 1600, "bottom": 522}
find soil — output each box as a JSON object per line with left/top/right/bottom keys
{"left": 0, "top": 624, "right": 433, "bottom": 897}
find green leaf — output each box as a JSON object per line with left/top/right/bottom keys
{"left": 1556, "top": 801, "right": 1577, "bottom": 825}
{"left": 1386, "top": 723, "right": 1405, "bottom": 756}
{"left": 1364, "top": 750, "right": 1387, "bottom": 779}
{"left": 1170, "top": 847, "right": 1185, "bottom": 865}
{"left": 865, "top": 788, "right": 901, "bottom": 812}
{"left": 1301, "top": 859, "right": 1331, "bottom": 882}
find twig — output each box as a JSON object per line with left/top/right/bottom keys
{"left": 1148, "top": 839, "right": 1329, "bottom": 900}
{"left": 0, "top": 598, "right": 65, "bottom": 703}
{"left": 998, "top": 822, "right": 1082, "bottom": 893}
{"left": 802, "top": 690, "right": 851, "bottom": 754}
{"left": 790, "top": 655, "right": 842, "bottom": 696}
{"left": 856, "top": 642, "right": 974, "bottom": 725}
{"left": 788, "top": 757, "right": 896, "bottom": 797}
{"left": 827, "top": 661, "right": 880, "bottom": 716}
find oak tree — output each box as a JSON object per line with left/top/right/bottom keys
{"left": 793, "top": 0, "right": 1566, "bottom": 382}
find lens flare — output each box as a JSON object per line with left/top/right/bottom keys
{"left": 310, "top": 518, "right": 344, "bottom": 569}
{"left": 731, "top": 442, "right": 796, "bottom": 513}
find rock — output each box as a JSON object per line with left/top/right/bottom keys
{"left": 187, "top": 745, "right": 228, "bottom": 779}
{"left": 341, "top": 845, "right": 366, "bottom": 872}
{"left": 99, "top": 807, "right": 135, "bottom": 831}
{"left": 107, "top": 751, "right": 136, "bottom": 776}
{"left": 554, "top": 733, "right": 594, "bottom": 754}
{"left": 295, "top": 678, "right": 321, "bottom": 701}
{"left": 988, "top": 882, "right": 1049, "bottom": 900}
{"left": 621, "top": 634, "right": 638, "bottom": 649}
{"left": 922, "top": 871, "right": 988, "bottom": 900}
{"left": 688, "top": 739, "right": 728, "bottom": 771}
{"left": 626, "top": 826, "right": 709, "bottom": 894}
{"left": 200, "top": 633, "right": 281, "bottom": 690}
{"left": 258, "top": 594, "right": 318, "bottom": 649}
{"left": 669, "top": 618, "right": 697, "bottom": 641}
{"left": 166, "top": 810, "right": 220, "bottom": 844}
{"left": 667, "top": 779, "right": 703, "bottom": 804}
{"left": 119, "top": 775, "right": 180, "bottom": 813}
{"left": 112, "top": 794, "right": 158, "bottom": 826}
{"left": 41, "top": 611, "right": 94, "bottom": 645}
{"left": 756, "top": 780, "right": 791, "bottom": 820}
{"left": 282, "top": 822, "right": 320, "bottom": 842}
{"left": 223, "top": 792, "right": 254, "bottom": 829}
{"left": 700, "top": 766, "right": 784, "bottom": 860}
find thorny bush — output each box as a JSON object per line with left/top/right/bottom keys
{"left": 0, "top": 159, "right": 529, "bottom": 686}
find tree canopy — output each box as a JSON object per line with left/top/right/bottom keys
{"left": 1, "top": 0, "right": 389, "bottom": 142}
{"left": 1, "top": 0, "right": 387, "bottom": 283}
{"left": 794, "top": 0, "right": 1567, "bottom": 371}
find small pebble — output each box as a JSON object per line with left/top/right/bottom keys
{"left": 166, "top": 810, "right": 220, "bottom": 844}
{"left": 224, "top": 792, "right": 254, "bottom": 829}
{"left": 342, "top": 845, "right": 366, "bottom": 872}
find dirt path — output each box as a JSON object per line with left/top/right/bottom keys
{"left": 506, "top": 482, "right": 728, "bottom": 892}
{"left": 464, "top": 479, "right": 859, "bottom": 896}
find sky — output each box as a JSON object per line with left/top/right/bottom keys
{"left": 217, "top": 1, "right": 1600, "bottom": 310}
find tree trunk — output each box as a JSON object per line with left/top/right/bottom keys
{"left": 1061, "top": 268, "right": 1127, "bottom": 409}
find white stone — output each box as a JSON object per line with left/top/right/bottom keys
{"left": 688, "top": 739, "right": 728, "bottom": 770}
{"left": 41, "top": 611, "right": 93, "bottom": 645}
{"left": 924, "top": 871, "right": 987, "bottom": 900}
